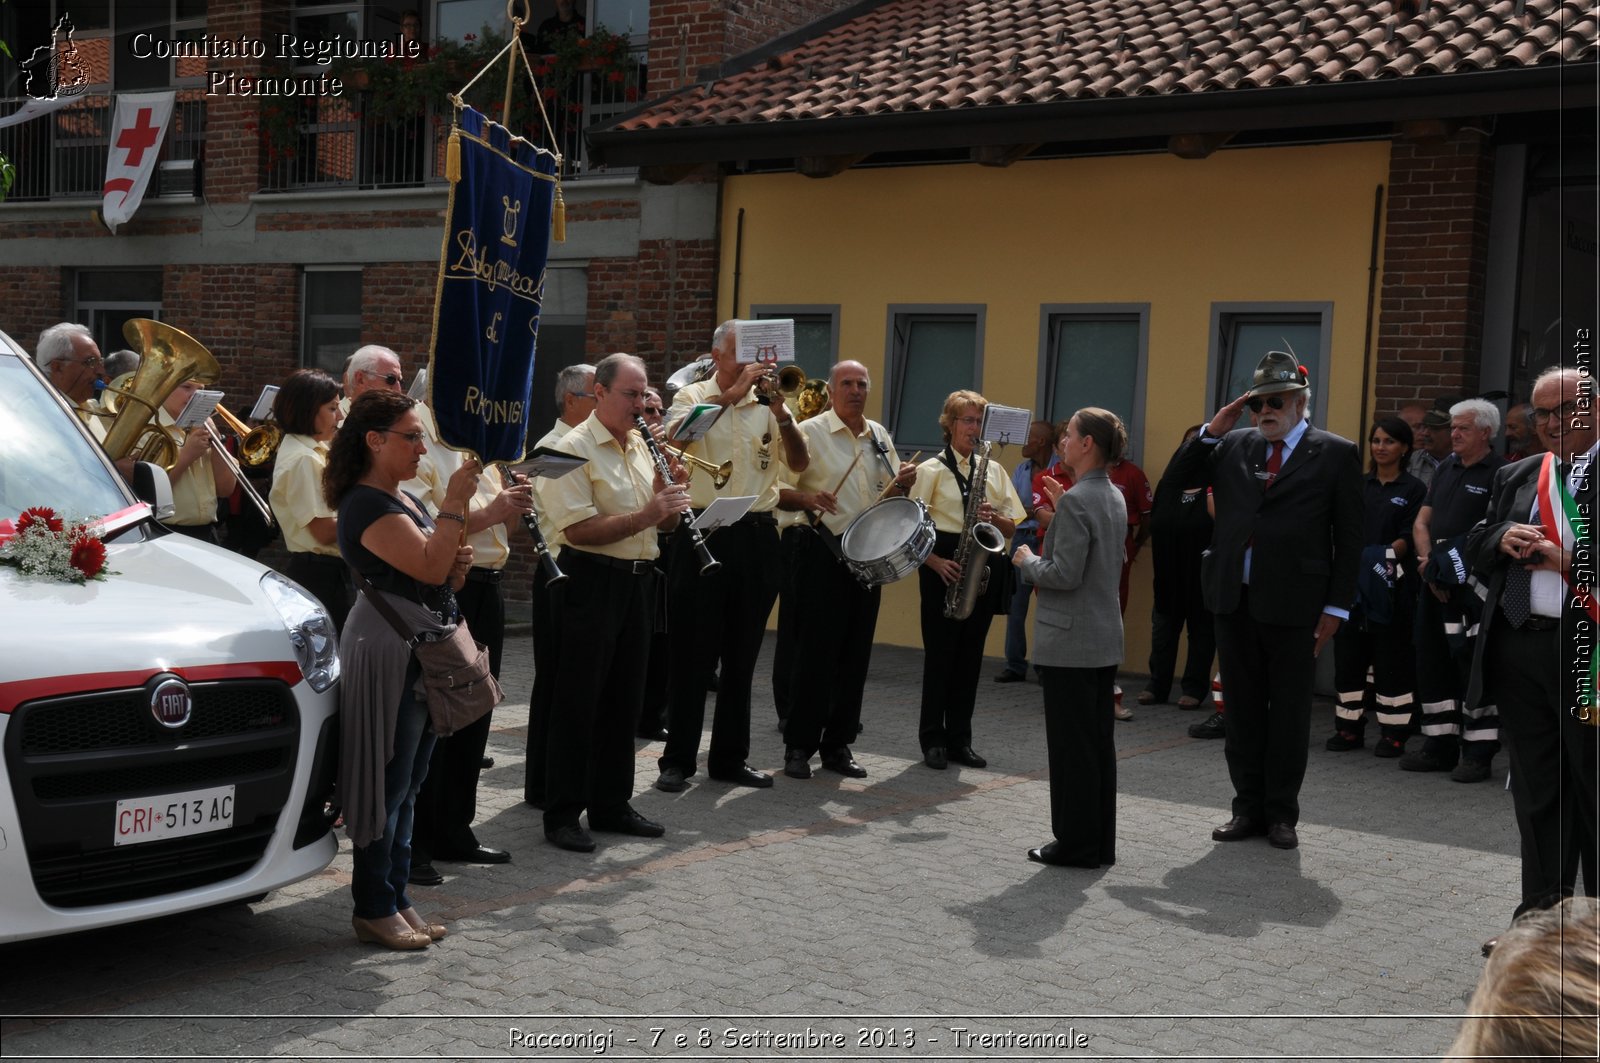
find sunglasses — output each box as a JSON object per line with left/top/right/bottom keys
{"left": 1246, "top": 395, "right": 1288, "bottom": 413}
{"left": 365, "top": 370, "right": 404, "bottom": 387}
{"left": 642, "top": 406, "right": 663, "bottom": 416}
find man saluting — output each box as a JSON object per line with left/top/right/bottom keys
{"left": 1167, "top": 352, "right": 1362, "bottom": 850}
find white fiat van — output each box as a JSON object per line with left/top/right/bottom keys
{"left": 0, "top": 329, "right": 340, "bottom": 943}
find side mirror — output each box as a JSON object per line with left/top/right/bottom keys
{"left": 130, "top": 461, "right": 176, "bottom": 522}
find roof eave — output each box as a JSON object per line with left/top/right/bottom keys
{"left": 589, "top": 62, "right": 1596, "bottom": 169}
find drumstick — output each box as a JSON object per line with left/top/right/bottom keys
{"left": 874, "top": 451, "right": 921, "bottom": 503}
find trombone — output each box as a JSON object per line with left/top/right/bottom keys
{"left": 661, "top": 442, "right": 732, "bottom": 489}
{"left": 213, "top": 403, "right": 283, "bottom": 469}
{"left": 191, "top": 404, "right": 276, "bottom": 529}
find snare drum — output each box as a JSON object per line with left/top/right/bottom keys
{"left": 840, "top": 497, "right": 935, "bottom": 588}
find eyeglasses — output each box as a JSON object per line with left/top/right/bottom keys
{"left": 642, "top": 406, "right": 663, "bottom": 416}
{"left": 955, "top": 416, "right": 982, "bottom": 426}
{"left": 1247, "top": 395, "right": 1288, "bottom": 413}
{"left": 377, "top": 428, "right": 426, "bottom": 445}
{"left": 1532, "top": 401, "right": 1579, "bottom": 425}
{"left": 364, "top": 370, "right": 404, "bottom": 387}
{"left": 56, "top": 355, "right": 102, "bottom": 371}
{"left": 573, "top": 391, "right": 595, "bottom": 399}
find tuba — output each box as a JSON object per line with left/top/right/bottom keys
{"left": 100, "top": 319, "right": 220, "bottom": 465}
{"left": 943, "top": 440, "right": 1007, "bottom": 620}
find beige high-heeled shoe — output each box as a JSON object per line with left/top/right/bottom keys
{"left": 353, "top": 914, "right": 431, "bottom": 950}
{"left": 398, "top": 906, "right": 447, "bottom": 941}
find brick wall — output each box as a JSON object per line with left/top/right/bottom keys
{"left": 204, "top": 0, "right": 288, "bottom": 202}
{"left": 647, "top": 0, "right": 852, "bottom": 96}
{"left": 585, "top": 238, "right": 718, "bottom": 383}
{"left": 8, "top": 270, "right": 68, "bottom": 355}
{"left": 1373, "top": 128, "right": 1495, "bottom": 413}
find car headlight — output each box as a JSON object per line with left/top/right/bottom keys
{"left": 260, "top": 571, "right": 340, "bottom": 693}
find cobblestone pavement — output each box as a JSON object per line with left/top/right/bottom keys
{"left": 1, "top": 630, "right": 1520, "bottom": 1061}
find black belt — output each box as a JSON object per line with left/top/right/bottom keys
{"left": 465, "top": 567, "right": 503, "bottom": 584}
{"left": 562, "top": 547, "right": 654, "bottom": 575}
{"left": 290, "top": 553, "right": 346, "bottom": 569}
{"left": 1514, "top": 614, "right": 1560, "bottom": 631}
{"left": 691, "top": 509, "right": 777, "bottom": 528}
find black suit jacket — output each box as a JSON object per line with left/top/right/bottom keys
{"left": 1464, "top": 454, "right": 1565, "bottom": 710}
{"left": 1168, "top": 423, "right": 1363, "bottom": 628}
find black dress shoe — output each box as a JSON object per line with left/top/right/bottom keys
{"left": 435, "top": 844, "right": 511, "bottom": 864}
{"left": 710, "top": 764, "right": 774, "bottom": 788}
{"left": 923, "top": 746, "right": 947, "bottom": 770}
{"left": 1267, "top": 822, "right": 1299, "bottom": 849}
{"left": 636, "top": 725, "right": 669, "bottom": 741}
{"left": 1188, "top": 711, "right": 1226, "bottom": 740}
{"left": 655, "top": 766, "right": 688, "bottom": 792}
{"left": 1026, "top": 842, "right": 1101, "bottom": 868}
{"left": 588, "top": 807, "right": 665, "bottom": 838}
{"left": 947, "top": 746, "right": 987, "bottom": 768}
{"left": 1481, "top": 935, "right": 1499, "bottom": 957}
{"left": 480, "top": 755, "right": 495, "bottom": 770}
{"left": 994, "top": 670, "right": 1025, "bottom": 684}
{"left": 407, "top": 861, "right": 445, "bottom": 886}
{"left": 1212, "top": 815, "right": 1264, "bottom": 841}
{"left": 820, "top": 751, "right": 867, "bottom": 778}
{"left": 783, "top": 749, "right": 812, "bottom": 779}
{"left": 545, "top": 824, "right": 596, "bottom": 852}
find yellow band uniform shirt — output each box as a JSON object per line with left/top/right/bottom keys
{"left": 542, "top": 412, "right": 661, "bottom": 562}
{"left": 669, "top": 378, "right": 785, "bottom": 513}
{"left": 910, "top": 450, "right": 1023, "bottom": 534}
{"left": 158, "top": 408, "right": 220, "bottom": 527}
{"left": 270, "top": 433, "right": 338, "bottom": 557}
{"left": 783, "top": 411, "right": 902, "bottom": 536}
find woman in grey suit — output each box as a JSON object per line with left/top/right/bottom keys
{"left": 1012, "top": 408, "right": 1129, "bottom": 868}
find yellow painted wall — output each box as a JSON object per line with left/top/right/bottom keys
{"left": 722, "top": 142, "right": 1390, "bottom": 670}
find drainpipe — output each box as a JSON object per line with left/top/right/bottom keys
{"left": 1359, "top": 183, "right": 1385, "bottom": 459}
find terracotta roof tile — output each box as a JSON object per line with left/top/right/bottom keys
{"left": 614, "top": 0, "right": 1595, "bottom": 133}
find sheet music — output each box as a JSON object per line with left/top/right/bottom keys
{"left": 174, "top": 389, "right": 223, "bottom": 430}
{"left": 247, "top": 385, "right": 279, "bottom": 422}
{"left": 982, "top": 404, "right": 1032, "bottom": 447}
{"left": 733, "top": 318, "right": 794, "bottom": 365}
{"left": 511, "top": 446, "right": 587, "bottom": 480}
{"left": 669, "top": 403, "right": 723, "bottom": 443}
{"left": 692, "top": 495, "right": 756, "bottom": 532}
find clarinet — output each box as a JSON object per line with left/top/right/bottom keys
{"left": 501, "top": 468, "right": 567, "bottom": 585}
{"left": 634, "top": 416, "right": 720, "bottom": 575}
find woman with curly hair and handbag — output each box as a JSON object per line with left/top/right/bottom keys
{"left": 324, "top": 390, "right": 478, "bottom": 950}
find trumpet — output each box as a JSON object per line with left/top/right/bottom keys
{"left": 661, "top": 442, "right": 732, "bottom": 490}
{"left": 213, "top": 403, "right": 283, "bottom": 469}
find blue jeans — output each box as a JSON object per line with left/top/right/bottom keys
{"left": 1003, "top": 528, "right": 1040, "bottom": 675}
{"left": 351, "top": 674, "right": 435, "bottom": 920}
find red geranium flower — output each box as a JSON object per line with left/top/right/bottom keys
{"left": 16, "top": 507, "right": 63, "bottom": 535}
{"left": 69, "top": 536, "right": 107, "bottom": 579}
{"left": 624, "top": 87, "right": 639, "bottom": 101}
{"left": 607, "top": 70, "right": 624, "bottom": 83}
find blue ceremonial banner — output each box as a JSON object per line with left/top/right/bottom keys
{"left": 428, "top": 105, "right": 557, "bottom": 464}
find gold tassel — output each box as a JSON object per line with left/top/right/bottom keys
{"left": 552, "top": 181, "right": 566, "bottom": 243}
{"left": 445, "top": 129, "right": 461, "bottom": 184}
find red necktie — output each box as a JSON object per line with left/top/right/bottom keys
{"left": 1265, "top": 441, "right": 1284, "bottom": 487}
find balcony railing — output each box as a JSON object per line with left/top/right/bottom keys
{"left": 261, "top": 44, "right": 647, "bottom": 193}
{"left": 0, "top": 93, "right": 206, "bottom": 203}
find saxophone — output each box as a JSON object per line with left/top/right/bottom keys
{"left": 943, "top": 440, "right": 1008, "bottom": 620}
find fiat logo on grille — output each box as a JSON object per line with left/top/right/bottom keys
{"left": 149, "top": 677, "right": 193, "bottom": 730}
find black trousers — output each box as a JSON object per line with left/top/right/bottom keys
{"left": 782, "top": 527, "right": 882, "bottom": 757}
{"left": 917, "top": 533, "right": 996, "bottom": 752}
{"left": 1145, "top": 587, "right": 1214, "bottom": 702}
{"left": 771, "top": 525, "right": 806, "bottom": 726}
{"left": 1039, "top": 664, "right": 1118, "bottom": 866}
{"left": 283, "top": 552, "right": 353, "bottom": 635}
{"left": 1415, "top": 587, "right": 1501, "bottom": 756}
{"left": 1213, "top": 591, "right": 1316, "bottom": 826}
{"left": 661, "top": 520, "right": 781, "bottom": 776}
{"left": 544, "top": 550, "right": 653, "bottom": 830}
{"left": 1485, "top": 615, "right": 1598, "bottom": 919}
{"left": 523, "top": 565, "right": 563, "bottom": 805}
{"left": 1331, "top": 595, "right": 1416, "bottom": 740}
{"left": 413, "top": 569, "right": 504, "bottom": 859}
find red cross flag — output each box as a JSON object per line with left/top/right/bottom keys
{"left": 101, "top": 91, "right": 175, "bottom": 234}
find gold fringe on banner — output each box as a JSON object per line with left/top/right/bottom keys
{"left": 552, "top": 181, "right": 566, "bottom": 242}
{"left": 445, "top": 128, "right": 461, "bottom": 183}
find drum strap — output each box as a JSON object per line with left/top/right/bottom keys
{"left": 806, "top": 514, "right": 846, "bottom": 561}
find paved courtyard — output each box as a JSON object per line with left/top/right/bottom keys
{"left": 1, "top": 629, "right": 1520, "bottom": 1061}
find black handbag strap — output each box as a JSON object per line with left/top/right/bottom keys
{"left": 352, "top": 568, "right": 422, "bottom": 648}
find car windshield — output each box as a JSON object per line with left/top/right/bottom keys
{"left": 0, "top": 358, "right": 133, "bottom": 525}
